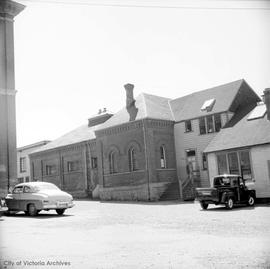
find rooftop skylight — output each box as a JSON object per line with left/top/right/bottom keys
{"left": 247, "top": 103, "right": 266, "bottom": 121}
{"left": 201, "top": 98, "right": 216, "bottom": 112}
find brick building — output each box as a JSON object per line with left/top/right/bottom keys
{"left": 17, "top": 141, "right": 51, "bottom": 183}
{"left": 30, "top": 112, "right": 112, "bottom": 198}
{"left": 96, "top": 84, "right": 178, "bottom": 201}
{"left": 29, "top": 79, "right": 266, "bottom": 201}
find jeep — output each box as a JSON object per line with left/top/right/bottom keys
{"left": 195, "top": 174, "right": 256, "bottom": 210}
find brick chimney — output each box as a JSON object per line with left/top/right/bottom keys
{"left": 124, "top": 83, "right": 135, "bottom": 108}
{"left": 264, "top": 88, "right": 270, "bottom": 120}
{"left": 124, "top": 83, "right": 138, "bottom": 121}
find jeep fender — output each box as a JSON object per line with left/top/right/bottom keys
{"left": 221, "top": 192, "right": 234, "bottom": 203}
{"left": 248, "top": 190, "right": 256, "bottom": 198}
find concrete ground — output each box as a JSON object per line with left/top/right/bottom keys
{"left": 0, "top": 200, "right": 270, "bottom": 269}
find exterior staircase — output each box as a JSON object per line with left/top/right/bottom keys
{"left": 182, "top": 179, "right": 195, "bottom": 201}
{"left": 182, "top": 175, "right": 201, "bottom": 201}
{"left": 159, "top": 182, "right": 180, "bottom": 201}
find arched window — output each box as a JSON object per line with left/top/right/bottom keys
{"left": 128, "top": 147, "right": 137, "bottom": 172}
{"left": 109, "top": 151, "right": 116, "bottom": 174}
{"left": 160, "top": 146, "right": 167, "bottom": 169}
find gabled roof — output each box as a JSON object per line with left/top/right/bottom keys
{"left": 169, "top": 79, "right": 258, "bottom": 122}
{"left": 31, "top": 124, "right": 100, "bottom": 154}
{"left": 97, "top": 93, "right": 174, "bottom": 130}
{"left": 204, "top": 104, "right": 270, "bottom": 153}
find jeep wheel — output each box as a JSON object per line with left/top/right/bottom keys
{"left": 56, "top": 209, "right": 66, "bottom": 215}
{"left": 28, "top": 203, "right": 38, "bottom": 216}
{"left": 200, "top": 202, "right": 208, "bottom": 210}
{"left": 225, "top": 198, "right": 234, "bottom": 209}
{"left": 247, "top": 195, "right": 255, "bottom": 206}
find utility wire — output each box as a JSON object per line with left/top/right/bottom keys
{"left": 17, "top": 0, "right": 270, "bottom": 10}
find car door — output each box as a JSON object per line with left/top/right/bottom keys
{"left": 21, "top": 185, "right": 34, "bottom": 210}
{"left": 6, "top": 186, "right": 23, "bottom": 210}
{"left": 238, "top": 177, "right": 248, "bottom": 201}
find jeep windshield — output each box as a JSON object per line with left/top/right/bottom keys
{"left": 213, "top": 176, "right": 238, "bottom": 187}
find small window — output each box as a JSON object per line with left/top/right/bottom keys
{"left": 91, "top": 157, "right": 98, "bottom": 169}
{"left": 20, "top": 157, "right": 26, "bottom": 173}
{"left": 17, "top": 177, "right": 24, "bottom": 184}
{"left": 206, "top": 116, "right": 214, "bottom": 133}
{"left": 160, "top": 146, "right": 167, "bottom": 169}
{"left": 217, "top": 154, "right": 227, "bottom": 174}
{"left": 214, "top": 114, "right": 222, "bottom": 132}
{"left": 32, "top": 162, "right": 35, "bottom": 179}
{"left": 46, "top": 165, "right": 56, "bottom": 176}
{"left": 67, "top": 161, "right": 79, "bottom": 172}
{"left": 109, "top": 151, "right": 116, "bottom": 174}
{"left": 199, "top": 118, "right": 206, "bottom": 135}
{"left": 202, "top": 153, "right": 207, "bottom": 170}
{"left": 239, "top": 151, "right": 252, "bottom": 180}
{"left": 128, "top": 148, "right": 137, "bottom": 172}
{"left": 185, "top": 120, "right": 192, "bottom": 132}
{"left": 228, "top": 152, "right": 239, "bottom": 174}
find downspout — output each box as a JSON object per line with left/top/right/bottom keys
{"left": 100, "top": 140, "right": 105, "bottom": 187}
{"left": 59, "top": 151, "right": 63, "bottom": 189}
{"left": 41, "top": 160, "right": 43, "bottom": 181}
{"left": 83, "top": 144, "right": 88, "bottom": 195}
{"left": 87, "top": 142, "right": 92, "bottom": 193}
{"left": 142, "top": 119, "right": 151, "bottom": 201}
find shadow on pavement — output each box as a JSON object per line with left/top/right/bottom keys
{"left": 3, "top": 212, "right": 73, "bottom": 219}
{"left": 200, "top": 204, "right": 267, "bottom": 212}
{"left": 99, "top": 200, "right": 195, "bottom": 206}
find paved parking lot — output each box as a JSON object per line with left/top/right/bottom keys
{"left": 0, "top": 200, "right": 270, "bottom": 269}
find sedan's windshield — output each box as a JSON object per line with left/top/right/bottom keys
{"left": 34, "top": 184, "right": 60, "bottom": 191}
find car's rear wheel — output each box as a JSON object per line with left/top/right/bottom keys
{"left": 247, "top": 195, "right": 255, "bottom": 206}
{"left": 225, "top": 198, "right": 234, "bottom": 209}
{"left": 28, "top": 203, "right": 38, "bottom": 216}
{"left": 56, "top": 209, "right": 66, "bottom": 215}
{"left": 200, "top": 202, "right": 208, "bottom": 210}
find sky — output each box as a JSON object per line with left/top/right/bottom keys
{"left": 13, "top": 0, "right": 270, "bottom": 147}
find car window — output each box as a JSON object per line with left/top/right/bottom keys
{"left": 239, "top": 177, "right": 244, "bottom": 185}
{"left": 23, "top": 186, "right": 33, "bottom": 193}
{"left": 13, "top": 186, "right": 23, "bottom": 194}
{"left": 213, "top": 177, "right": 231, "bottom": 186}
{"left": 231, "top": 177, "right": 238, "bottom": 186}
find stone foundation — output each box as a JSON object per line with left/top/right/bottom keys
{"left": 99, "top": 182, "right": 171, "bottom": 201}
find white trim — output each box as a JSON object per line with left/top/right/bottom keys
{"left": 0, "top": 16, "right": 14, "bottom": 22}
{"left": 104, "top": 169, "right": 145, "bottom": 177}
{"left": 0, "top": 88, "right": 17, "bottom": 96}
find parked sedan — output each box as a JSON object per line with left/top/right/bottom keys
{"left": 5, "top": 182, "right": 74, "bottom": 216}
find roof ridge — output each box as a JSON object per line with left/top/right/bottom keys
{"left": 171, "top": 79, "right": 244, "bottom": 103}
{"left": 227, "top": 79, "right": 245, "bottom": 111}
{"left": 141, "top": 93, "right": 148, "bottom": 118}
{"left": 168, "top": 99, "right": 176, "bottom": 121}
{"left": 140, "top": 91, "right": 172, "bottom": 100}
